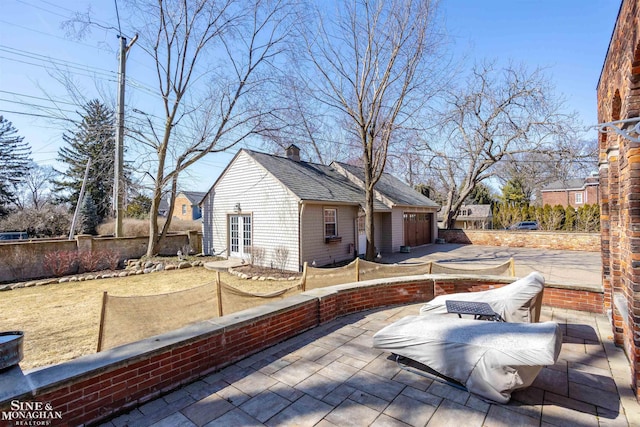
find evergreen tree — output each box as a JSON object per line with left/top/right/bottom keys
{"left": 79, "top": 195, "right": 99, "bottom": 235}
{"left": 465, "top": 183, "right": 494, "bottom": 205}
{"left": 500, "top": 177, "right": 529, "bottom": 206}
{"left": 125, "top": 194, "right": 152, "bottom": 219}
{"left": 550, "top": 205, "right": 566, "bottom": 230}
{"left": 54, "top": 100, "right": 117, "bottom": 222}
{"left": 564, "top": 205, "right": 577, "bottom": 231}
{"left": 0, "top": 116, "right": 31, "bottom": 215}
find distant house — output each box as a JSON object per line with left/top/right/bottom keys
{"left": 173, "top": 191, "right": 206, "bottom": 220}
{"left": 158, "top": 196, "right": 170, "bottom": 217}
{"left": 437, "top": 204, "right": 493, "bottom": 229}
{"left": 541, "top": 174, "right": 600, "bottom": 208}
{"left": 200, "top": 145, "right": 439, "bottom": 271}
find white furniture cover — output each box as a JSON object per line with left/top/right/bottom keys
{"left": 372, "top": 315, "right": 562, "bottom": 403}
{"left": 420, "top": 272, "right": 545, "bottom": 323}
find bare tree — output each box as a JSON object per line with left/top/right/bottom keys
{"left": 259, "top": 76, "right": 342, "bottom": 164}
{"left": 494, "top": 138, "right": 597, "bottom": 205}
{"left": 119, "top": 0, "right": 294, "bottom": 256}
{"left": 12, "top": 162, "right": 58, "bottom": 211}
{"left": 424, "top": 62, "right": 580, "bottom": 229}
{"left": 297, "top": 0, "right": 445, "bottom": 260}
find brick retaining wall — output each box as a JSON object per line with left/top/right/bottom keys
{"left": 0, "top": 275, "right": 602, "bottom": 426}
{"left": 439, "top": 229, "right": 600, "bottom": 252}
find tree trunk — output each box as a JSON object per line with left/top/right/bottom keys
{"left": 445, "top": 210, "right": 457, "bottom": 230}
{"left": 157, "top": 175, "right": 180, "bottom": 249}
{"left": 365, "top": 183, "right": 376, "bottom": 261}
{"left": 146, "top": 121, "right": 172, "bottom": 257}
{"left": 147, "top": 187, "right": 162, "bottom": 257}
{"left": 364, "top": 148, "right": 376, "bottom": 261}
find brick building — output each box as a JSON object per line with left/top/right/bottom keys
{"left": 540, "top": 174, "right": 600, "bottom": 208}
{"left": 597, "top": 0, "right": 640, "bottom": 400}
{"left": 172, "top": 191, "right": 206, "bottom": 221}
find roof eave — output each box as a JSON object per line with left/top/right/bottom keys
{"left": 597, "top": 0, "right": 625, "bottom": 90}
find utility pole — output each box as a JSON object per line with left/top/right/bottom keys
{"left": 114, "top": 33, "right": 137, "bottom": 238}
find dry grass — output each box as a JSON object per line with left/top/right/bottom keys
{"left": 0, "top": 268, "right": 293, "bottom": 371}
{"left": 97, "top": 218, "right": 201, "bottom": 237}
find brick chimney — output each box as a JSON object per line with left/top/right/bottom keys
{"left": 285, "top": 144, "right": 301, "bottom": 162}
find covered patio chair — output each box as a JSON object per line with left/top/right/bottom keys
{"left": 420, "top": 271, "right": 545, "bottom": 323}
{"left": 372, "top": 314, "right": 562, "bottom": 403}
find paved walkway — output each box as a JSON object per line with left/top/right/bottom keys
{"left": 203, "top": 259, "right": 243, "bottom": 272}
{"left": 204, "top": 244, "right": 602, "bottom": 288}
{"left": 101, "top": 304, "right": 639, "bottom": 427}
{"left": 383, "top": 244, "right": 602, "bottom": 289}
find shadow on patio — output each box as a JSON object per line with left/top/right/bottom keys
{"left": 101, "top": 304, "right": 638, "bottom": 427}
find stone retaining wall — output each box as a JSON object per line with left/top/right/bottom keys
{"left": 439, "top": 229, "right": 600, "bottom": 252}
{"left": 0, "top": 231, "right": 202, "bottom": 284}
{"left": 0, "top": 275, "right": 603, "bottom": 426}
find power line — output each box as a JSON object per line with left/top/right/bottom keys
{"left": 0, "top": 90, "right": 81, "bottom": 107}
{"left": 0, "top": 19, "right": 114, "bottom": 54}
{"left": 0, "top": 47, "right": 170, "bottom": 110}
{"left": 0, "top": 55, "right": 118, "bottom": 83}
{"left": 17, "top": 0, "right": 122, "bottom": 38}
{"left": 0, "top": 97, "right": 79, "bottom": 115}
{"left": 0, "top": 45, "right": 118, "bottom": 79}
{"left": 113, "top": 0, "right": 122, "bottom": 36}
{"left": 0, "top": 109, "right": 74, "bottom": 121}
{"left": 16, "top": 0, "right": 76, "bottom": 21}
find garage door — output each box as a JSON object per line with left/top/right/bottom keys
{"left": 404, "top": 213, "right": 432, "bottom": 247}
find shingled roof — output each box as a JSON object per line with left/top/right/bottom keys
{"left": 332, "top": 162, "right": 439, "bottom": 208}
{"left": 542, "top": 178, "right": 598, "bottom": 191}
{"left": 243, "top": 150, "right": 388, "bottom": 211}
{"left": 242, "top": 150, "right": 437, "bottom": 211}
{"left": 437, "top": 204, "right": 493, "bottom": 221}
{"left": 180, "top": 191, "right": 207, "bottom": 204}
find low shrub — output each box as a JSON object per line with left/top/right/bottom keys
{"left": 78, "top": 251, "right": 102, "bottom": 273}
{"left": 43, "top": 251, "right": 78, "bottom": 277}
{"left": 248, "top": 246, "right": 265, "bottom": 266}
{"left": 274, "top": 246, "right": 289, "bottom": 271}
{"left": 100, "top": 249, "right": 122, "bottom": 270}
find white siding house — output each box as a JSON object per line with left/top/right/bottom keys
{"left": 201, "top": 151, "right": 300, "bottom": 271}
{"left": 201, "top": 146, "right": 439, "bottom": 271}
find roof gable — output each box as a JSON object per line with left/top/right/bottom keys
{"left": 331, "top": 162, "right": 439, "bottom": 208}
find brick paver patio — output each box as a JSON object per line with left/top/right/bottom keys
{"left": 101, "top": 304, "right": 640, "bottom": 426}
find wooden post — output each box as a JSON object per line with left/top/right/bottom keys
{"left": 428, "top": 261, "right": 433, "bottom": 274}
{"left": 509, "top": 258, "right": 516, "bottom": 277}
{"left": 355, "top": 257, "right": 360, "bottom": 282}
{"left": 216, "top": 271, "right": 223, "bottom": 317}
{"left": 96, "top": 291, "right": 108, "bottom": 352}
{"left": 301, "top": 262, "right": 308, "bottom": 291}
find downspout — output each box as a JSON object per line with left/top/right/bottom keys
{"left": 298, "top": 201, "right": 305, "bottom": 272}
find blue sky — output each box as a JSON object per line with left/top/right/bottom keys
{"left": 0, "top": 0, "right": 621, "bottom": 192}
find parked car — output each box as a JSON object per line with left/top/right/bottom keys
{"left": 0, "top": 231, "right": 28, "bottom": 240}
{"left": 509, "top": 221, "right": 539, "bottom": 230}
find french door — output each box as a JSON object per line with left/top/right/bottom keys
{"left": 229, "top": 215, "right": 252, "bottom": 258}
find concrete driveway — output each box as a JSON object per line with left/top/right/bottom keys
{"left": 382, "top": 243, "right": 602, "bottom": 290}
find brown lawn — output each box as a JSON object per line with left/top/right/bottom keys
{"left": 0, "top": 268, "right": 294, "bottom": 371}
